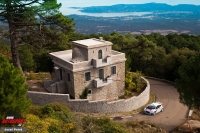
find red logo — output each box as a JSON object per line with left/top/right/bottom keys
{"left": 1, "top": 116, "right": 26, "bottom": 127}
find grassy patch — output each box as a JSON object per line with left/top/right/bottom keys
{"left": 25, "top": 72, "right": 51, "bottom": 80}
{"left": 80, "top": 116, "right": 128, "bottom": 133}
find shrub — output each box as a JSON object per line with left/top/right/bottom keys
{"left": 125, "top": 90, "right": 132, "bottom": 96}
{"left": 79, "top": 87, "right": 89, "bottom": 99}
{"left": 0, "top": 54, "right": 31, "bottom": 120}
{"left": 19, "top": 45, "right": 36, "bottom": 71}
{"left": 126, "top": 121, "right": 140, "bottom": 128}
{"left": 41, "top": 104, "right": 55, "bottom": 116}
{"left": 25, "top": 103, "right": 77, "bottom": 133}
{"left": 125, "top": 71, "right": 146, "bottom": 93}
{"left": 24, "top": 114, "right": 49, "bottom": 133}
{"left": 81, "top": 116, "right": 128, "bottom": 133}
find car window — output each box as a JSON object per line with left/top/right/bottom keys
{"left": 156, "top": 105, "right": 161, "bottom": 109}
{"left": 147, "top": 105, "right": 156, "bottom": 109}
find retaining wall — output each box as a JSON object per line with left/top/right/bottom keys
{"left": 27, "top": 77, "right": 150, "bottom": 113}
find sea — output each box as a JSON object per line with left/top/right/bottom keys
{"left": 64, "top": 7, "right": 152, "bottom": 17}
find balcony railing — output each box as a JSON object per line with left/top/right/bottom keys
{"left": 92, "top": 56, "right": 112, "bottom": 68}
{"left": 93, "top": 76, "right": 113, "bottom": 88}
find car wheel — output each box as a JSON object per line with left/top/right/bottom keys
{"left": 161, "top": 108, "right": 163, "bottom": 112}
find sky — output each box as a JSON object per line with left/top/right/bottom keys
{"left": 57, "top": 0, "right": 200, "bottom": 15}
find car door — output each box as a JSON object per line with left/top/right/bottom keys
{"left": 156, "top": 105, "right": 161, "bottom": 113}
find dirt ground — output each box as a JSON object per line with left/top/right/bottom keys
{"left": 27, "top": 80, "right": 47, "bottom": 92}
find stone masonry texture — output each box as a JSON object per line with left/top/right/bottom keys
{"left": 73, "top": 62, "right": 125, "bottom": 100}
{"left": 49, "top": 38, "right": 126, "bottom": 101}
{"left": 27, "top": 77, "right": 150, "bottom": 113}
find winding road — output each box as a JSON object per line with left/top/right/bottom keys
{"left": 114, "top": 78, "right": 189, "bottom": 132}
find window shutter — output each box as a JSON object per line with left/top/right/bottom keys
{"left": 99, "top": 69, "right": 104, "bottom": 79}
{"left": 98, "top": 50, "right": 102, "bottom": 59}
{"left": 114, "top": 66, "right": 116, "bottom": 74}
{"left": 111, "top": 66, "right": 116, "bottom": 75}
{"left": 85, "top": 72, "right": 91, "bottom": 81}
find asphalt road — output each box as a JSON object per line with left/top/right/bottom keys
{"left": 114, "top": 78, "right": 189, "bottom": 132}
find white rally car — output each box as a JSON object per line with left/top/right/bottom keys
{"left": 143, "top": 102, "right": 164, "bottom": 115}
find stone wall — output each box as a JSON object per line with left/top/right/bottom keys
{"left": 44, "top": 78, "right": 60, "bottom": 89}
{"left": 44, "top": 80, "right": 67, "bottom": 93}
{"left": 57, "top": 81, "right": 67, "bottom": 93}
{"left": 73, "top": 62, "right": 125, "bottom": 100}
{"left": 87, "top": 45, "right": 112, "bottom": 61}
{"left": 27, "top": 77, "right": 150, "bottom": 113}
{"left": 61, "top": 69, "right": 74, "bottom": 96}
{"left": 111, "top": 52, "right": 126, "bottom": 63}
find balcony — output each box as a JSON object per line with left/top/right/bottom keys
{"left": 92, "top": 56, "right": 112, "bottom": 68}
{"left": 93, "top": 76, "right": 113, "bottom": 88}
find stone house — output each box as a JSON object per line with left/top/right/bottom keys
{"left": 46, "top": 37, "right": 126, "bottom": 101}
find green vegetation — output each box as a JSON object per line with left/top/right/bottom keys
{"left": 80, "top": 116, "right": 128, "bottom": 133}
{"left": 0, "top": 0, "right": 199, "bottom": 131}
{"left": 175, "top": 53, "right": 200, "bottom": 109}
{"left": 25, "top": 103, "right": 76, "bottom": 133}
{"left": 125, "top": 71, "right": 145, "bottom": 93}
{"left": 79, "top": 87, "right": 89, "bottom": 99}
{"left": 19, "top": 45, "right": 36, "bottom": 72}
{"left": 0, "top": 54, "right": 31, "bottom": 120}
{"left": 24, "top": 103, "right": 128, "bottom": 133}
{"left": 1, "top": 32, "right": 200, "bottom": 109}
{"left": 120, "top": 71, "right": 146, "bottom": 99}
{"left": 25, "top": 72, "right": 51, "bottom": 80}
{"left": 0, "top": 0, "right": 74, "bottom": 72}
{"left": 1, "top": 31, "right": 200, "bottom": 109}
{"left": 0, "top": 41, "right": 11, "bottom": 61}
{"left": 23, "top": 103, "right": 166, "bottom": 133}
{"left": 67, "top": 32, "right": 199, "bottom": 82}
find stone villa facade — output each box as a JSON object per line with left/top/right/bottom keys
{"left": 46, "top": 37, "right": 126, "bottom": 101}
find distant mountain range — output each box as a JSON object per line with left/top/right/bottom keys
{"left": 69, "top": 3, "right": 200, "bottom": 35}
{"left": 71, "top": 3, "right": 200, "bottom": 13}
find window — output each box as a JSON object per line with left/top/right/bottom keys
{"left": 85, "top": 72, "right": 91, "bottom": 81}
{"left": 60, "top": 69, "right": 62, "bottom": 80}
{"left": 156, "top": 105, "right": 161, "bottom": 109}
{"left": 88, "top": 89, "right": 92, "bottom": 94}
{"left": 67, "top": 73, "right": 70, "bottom": 82}
{"left": 99, "top": 69, "right": 104, "bottom": 80}
{"left": 98, "top": 50, "right": 102, "bottom": 59}
{"left": 111, "top": 66, "right": 116, "bottom": 75}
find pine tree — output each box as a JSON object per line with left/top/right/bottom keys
{"left": 0, "top": 0, "right": 74, "bottom": 72}
{"left": 0, "top": 54, "right": 31, "bottom": 119}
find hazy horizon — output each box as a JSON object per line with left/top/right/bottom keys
{"left": 57, "top": 0, "right": 200, "bottom": 15}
